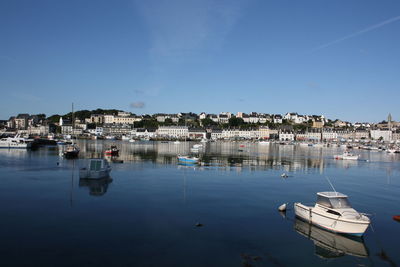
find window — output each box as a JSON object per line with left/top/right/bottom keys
{"left": 329, "top": 197, "right": 351, "bottom": 209}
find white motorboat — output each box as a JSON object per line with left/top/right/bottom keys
{"left": 334, "top": 151, "right": 359, "bottom": 160}
{"left": 173, "top": 141, "right": 181, "bottom": 144}
{"left": 0, "top": 134, "right": 33, "bottom": 149}
{"left": 200, "top": 138, "right": 208, "bottom": 143}
{"left": 79, "top": 159, "right": 111, "bottom": 179}
{"left": 294, "top": 218, "right": 368, "bottom": 258}
{"left": 294, "top": 192, "right": 370, "bottom": 237}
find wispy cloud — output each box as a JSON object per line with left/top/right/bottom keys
{"left": 134, "top": 0, "right": 246, "bottom": 58}
{"left": 130, "top": 101, "right": 145, "bottom": 109}
{"left": 312, "top": 15, "right": 400, "bottom": 51}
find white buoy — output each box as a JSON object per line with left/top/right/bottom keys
{"left": 278, "top": 203, "right": 287, "bottom": 212}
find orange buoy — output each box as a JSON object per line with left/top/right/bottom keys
{"left": 393, "top": 215, "right": 400, "bottom": 222}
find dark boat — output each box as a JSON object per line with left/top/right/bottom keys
{"left": 63, "top": 144, "right": 80, "bottom": 159}
{"left": 393, "top": 215, "right": 400, "bottom": 222}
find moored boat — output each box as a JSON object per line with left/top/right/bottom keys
{"left": 0, "top": 134, "right": 33, "bottom": 149}
{"left": 334, "top": 151, "right": 359, "bottom": 160}
{"left": 177, "top": 155, "right": 199, "bottom": 164}
{"left": 294, "top": 192, "right": 370, "bottom": 237}
{"left": 105, "top": 145, "right": 119, "bottom": 156}
{"left": 63, "top": 144, "right": 80, "bottom": 159}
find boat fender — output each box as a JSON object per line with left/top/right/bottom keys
{"left": 278, "top": 203, "right": 287, "bottom": 212}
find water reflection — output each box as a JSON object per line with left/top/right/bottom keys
{"left": 79, "top": 177, "right": 113, "bottom": 196}
{"left": 294, "top": 218, "right": 369, "bottom": 259}
{"left": 73, "top": 140, "right": 400, "bottom": 173}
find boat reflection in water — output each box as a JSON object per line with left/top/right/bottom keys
{"left": 294, "top": 218, "right": 369, "bottom": 259}
{"left": 79, "top": 177, "right": 113, "bottom": 196}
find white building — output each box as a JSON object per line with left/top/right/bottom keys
{"left": 370, "top": 129, "right": 392, "bottom": 141}
{"left": 279, "top": 132, "right": 294, "bottom": 141}
{"left": 156, "top": 126, "right": 189, "bottom": 138}
{"left": 199, "top": 112, "right": 207, "bottom": 120}
{"left": 273, "top": 115, "right": 283, "bottom": 124}
{"left": 322, "top": 130, "right": 338, "bottom": 141}
{"left": 306, "top": 131, "right": 321, "bottom": 141}
{"left": 103, "top": 115, "right": 114, "bottom": 124}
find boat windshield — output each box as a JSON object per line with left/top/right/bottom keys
{"left": 317, "top": 196, "right": 351, "bottom": 208}
{"left": 90, "top": 160, "right": 102, "bottom": 171}
{"left": 330, "top": 197, "right": 351, "bottom": 209}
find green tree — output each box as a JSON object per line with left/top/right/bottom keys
{"left": 201, "top": 118, "right": 217, "bottom": 127}
{"left": 228, "top": 117, "right": 244, "bottom": 127}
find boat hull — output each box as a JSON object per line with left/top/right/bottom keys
{"left": 294, "top": 203, "right": 369, "bottom": 237}
{"left": 177, "top": 157, "right": 199, "bottom": 164}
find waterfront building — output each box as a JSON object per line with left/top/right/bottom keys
{"left": 370, "top": 129, "right": 392, "bottom": 141}
{"left": 258, "top": 126, "right": 271, "bottom": 139}
{"left": 132, "top": 128, "right": 156, "bottom": 139}
{"left": 296, "top": 132, "right": 307, "bottom": 141}
{"left": 103, "top": 124, "right": 132, "bottom": 136}
{"left": 188, "top": 128, "right": 206, "bottom": 139}
{"left": 306, "top": 130, "right": 322, "bottom": 141}
{"left": 61, "top": 125, "right": 83, "bottom": 135}
{"left": 322, "top": 129, "right": 338, "bottom": 141}
{"left": 279, "top": 132, "right": 294, "bottom": 141}
{"left": 156, "top": 126, "right": 189, "bottom": 138}
{"left": 210, "top": 128, "right": 223, "bottom": 140}
{"left": 336, "top": 130, "right": 353, "bottom": 141}
{"left": 353, "top": 130, "right": 369, "bottom": 140}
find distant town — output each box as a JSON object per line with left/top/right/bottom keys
{"left": 1, "top": 110, "right": 399, "bottom": 142}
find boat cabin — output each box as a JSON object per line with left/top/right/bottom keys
{"left": 316, "top": 192, "right": 352, "bottom": 209}
{"left": 89, "top": 159, "right": 109, "bottom": 171}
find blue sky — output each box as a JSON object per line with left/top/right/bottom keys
{"left": 1, "top": 0, "right": 399, "bottom": 122}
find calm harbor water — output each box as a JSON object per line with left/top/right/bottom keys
{"left": 0, "top": 140, "right": 399, "bottom": 266}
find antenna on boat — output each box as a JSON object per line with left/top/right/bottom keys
{"left": 325, "top": 176, "right": 337, "bottom": 194}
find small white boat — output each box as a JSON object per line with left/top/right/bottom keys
{"left": 294, "top": 192, "right": 370, "bottom": 237}
{"left": 177, "top": 155, "right": 199, "bottom": 164}
{"left": 200, "top": 138, "right": 208, "bottom": 143}
{"left": 79, "top": 159, "right": 111, "bottom": 179}
{"left": 129, "top": 139, "right": 135, "bottom": 143}
{"left": 173, "top": 141, "right": 181, "bottom": 144}
{"left": 0, "top": 134, "right": 33, "bottom": 149}
{"left": 334, "top": 151, "right": 359, "bottom": 160}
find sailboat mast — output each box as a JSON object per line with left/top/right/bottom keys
{"left": 72, "top": 103, "right": 74, "bottom": 134}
